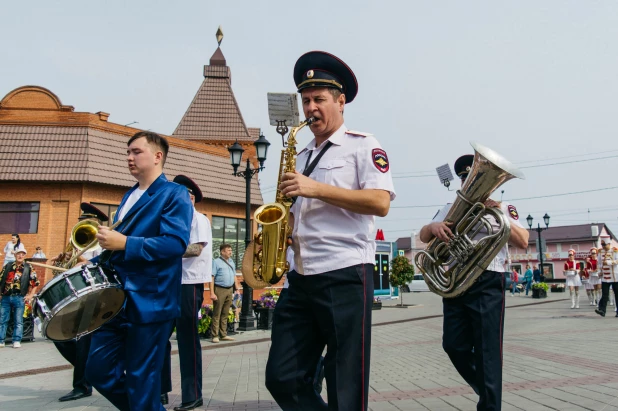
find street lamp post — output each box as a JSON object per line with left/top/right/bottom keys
{"left": 526, "top": 213, "right": 551, "bottom": 280}
{"left": 228, "top": 133, "right": 271, "bottom": 332}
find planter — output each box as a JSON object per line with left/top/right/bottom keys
{"left": 550, "top": 288, "right": 565, "bottom": 293}
{"left": 372, "top": 302, "right": 382, "bottom": 310}
{"left": 532, "top": 289, "right": 547, "bottom": 299}
{"left": 254, "top": 307, "right": 275, "bottom": 330}
{"left": 6, "top": 314, "right": 35, "bottom": 343}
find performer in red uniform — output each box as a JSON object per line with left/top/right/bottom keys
{"left": 585, "top": 248, "right": 601, "bottom": 306}
{"left": 564, "top": 249, "right": 582, "bottom": 309}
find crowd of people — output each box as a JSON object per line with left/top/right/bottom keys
{"left": 507, "top": 244, "right": 618, "bottom": 315}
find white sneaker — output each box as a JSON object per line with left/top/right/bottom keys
{"left": 13, "top": 342, "right": 21, "bottom": 348}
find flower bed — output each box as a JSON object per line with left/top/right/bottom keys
{"left": 550, "top": 283, "right": 566, "bottom": 293}
{"left": 532, "top": 282, "right": 548, "bottom": 299}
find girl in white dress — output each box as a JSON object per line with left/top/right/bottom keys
{"left": 564, "top": 249, "right": 582, "bottom": 309}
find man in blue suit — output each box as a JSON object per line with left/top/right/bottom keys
{"left": 85, "top": 131, "right": 193, "bottom": 411}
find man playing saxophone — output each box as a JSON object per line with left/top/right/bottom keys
{"left": 265, "top": 51, "right": 396, "bottom": 411}
{"left": 419, "top": 154, "right": 529, "bottom": 411}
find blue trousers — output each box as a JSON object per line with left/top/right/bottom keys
{"left": 0, "top": 295, "right": 25, "bottom": 343}
{"left": 265, "top": 264, "right": 374, "bottom": 411}
{"left": 85, "top": 311, "right": 174, "bottom": 411}
{"left": 442, "top": 271, "right": 505, "bottom": 411}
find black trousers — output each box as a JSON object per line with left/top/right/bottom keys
{"left": 161, "top": 283, "right": 204, "bottom": 403}
{"left": 442, "top": 270, "right": 505, "bottom": 411}
{"left": 598, "top": 282, "right": 618, "bottom": 313}
{"left": 265, "top": 263, "right": 374, "bottom": 411}
{"left": 54, "top": 335, "right": 92, "bottom": 394}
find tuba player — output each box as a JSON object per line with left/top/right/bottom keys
{"left": 419, "top": 154, "right": 529, "bottom": 411}
{"left": 265, "top": 51, "right": 396, "bottom": 411}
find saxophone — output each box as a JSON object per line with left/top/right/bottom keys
{"left": 241, "top": 117, "right": 316, "bottom": 289}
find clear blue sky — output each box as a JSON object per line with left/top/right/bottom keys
{"left": 2, "top": 1, "right": 618, "bottom": 241}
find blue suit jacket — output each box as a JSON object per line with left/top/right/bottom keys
{"left": 93, "top": 173, "right": 193, "bottom": 324}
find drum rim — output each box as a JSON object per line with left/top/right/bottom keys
{"left": 41, "top": 285, "right": 126, "bottom": 342}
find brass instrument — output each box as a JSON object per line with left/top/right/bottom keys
{"left": 415, "top": 142, "right": 525, "bottom": 298}
{"left": 51, "top": 220, "right": 104, "bottom": 275}
{"left": 242, "top": 117, "right": 316, "bottom": 289}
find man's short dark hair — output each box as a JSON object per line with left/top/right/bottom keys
{"left": 127, "top": 131, "right": 169, "bottom": 165}
{"left": 220, "top": 243, "right": 232, "bottom": 252}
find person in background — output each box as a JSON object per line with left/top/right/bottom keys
{"left": 532, "top": 265, "right": 541, "bottom": 283}
{"left": 32, "top": 247, "right": 46, "bottom": 259}
{"left": 510, "top": 268, "right": 520, "bottom": 296}
{"left": 3, "top": 234, "right": 20, "bottom": 266}
{"left": 564, "top": 249, "right": 582, "bottom": 309}
{"left": 0, "top": 243, "right": 39, "bottom": 348}
{"left": 523, "top": 265, "right": 533, "bottom": 296}
{"left": 210, "top": 243, "right": 236, "bottom": 343}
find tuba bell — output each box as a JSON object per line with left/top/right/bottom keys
{"left": 241, "top": 118, "right": 315, "bottom": 289}
{"left": 415, "top": 142, "right": 525, "bottom": 298}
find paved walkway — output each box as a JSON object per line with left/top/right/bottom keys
{"left": 1, "top": 291, "right": 617, "bottom": 410}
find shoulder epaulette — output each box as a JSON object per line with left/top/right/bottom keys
{"left": 345, "top": 130, "right": 373, "bottom": 137}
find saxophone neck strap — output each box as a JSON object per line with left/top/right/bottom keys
{"left": 291, "top": 141, "right": 334, "bottom": 205}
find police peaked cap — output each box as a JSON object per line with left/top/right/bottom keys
{"left": 79, "top": 202, "right": 109, "bottom": 222}
{"left": 294, "top": 51, "right": 358, "bottom": 103}
{"left": 454, "top": 155, "right": 474, "bottom": 178}
{"left": 173, "top": 175, "right": 203, "bottom": 203}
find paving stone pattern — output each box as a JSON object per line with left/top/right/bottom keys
{"left": 1, "top": 293, "right": 617, "bottom": 410}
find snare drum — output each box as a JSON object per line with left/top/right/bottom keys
{"left": 33, "top": 264, "right": 125, "bottom": 342}
{"left": 564, "top": 270, "right": 577, "bottom": 277}
{"left": 589, "top": 270, "right": 600, "bottom": 277}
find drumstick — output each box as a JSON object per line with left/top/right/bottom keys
{"left": 28, "top": 261, "right": 69, "bottom": 272}
{"left": 66, "top": 220, "right": 123, "bottom": 267}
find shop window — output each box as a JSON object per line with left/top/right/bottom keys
{"left": 0, "top": 202, "right": 40, "bottom": 234}
{"left": 90, "top": 203, "right": 119, "bottom": 227}
{"left": 212, "top": 216, "right": 248, "bottom": 269}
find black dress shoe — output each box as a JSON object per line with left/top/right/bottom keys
{"left": 595, "top": 308, "right": 606, "bottom": 317}
{"left": 174, "top": 398, "right": 204, "bottom": 411}
{"left": 58, "top": 389, "right": 92, "bottom": 402}
{"left": 161, "top": 393, "right": 169, "bottom": 405}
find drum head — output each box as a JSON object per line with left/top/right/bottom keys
{"left": 45, "top": 288, "right": 125, "bottom": 341}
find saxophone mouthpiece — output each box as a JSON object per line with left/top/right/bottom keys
{"left": 306, "top": 117, "right": 317, "bottom": 125}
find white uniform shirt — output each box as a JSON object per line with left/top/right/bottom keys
{"left": 290, "top": 124, "right": 396, "bottom": 275}
{"left": 431, "top": 201, "right": 523, "bottom": 273}
{"left": 182, "top": 210, "right": 212, "bottom": 284}
{"left": 283, "top": 247, "right": 294, "bottom": 289}
{"left": 600, "top": 251, "right": 618, "bottom": 283}
{"left": 118, "top": 188, "right": 146, "bottom": 221}
{"left": 82, "top": 245, "right": 102, "bottom": 261}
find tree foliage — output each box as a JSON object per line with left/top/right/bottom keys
{"left": 390, "top": 255, "right": 416, "bottom": 306}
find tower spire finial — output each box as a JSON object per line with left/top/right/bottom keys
{"left": 216, "top": 25, "right": 224, "bottom": 47}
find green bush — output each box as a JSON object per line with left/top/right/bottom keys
{"left": 532, "top": 282, "right": 549, "bottom": 292}
{"left": 390, "top": 255, "right": 416, "bottom": 306}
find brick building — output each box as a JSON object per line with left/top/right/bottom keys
{"left": 0, "top": 43, "right": 265, "bottom": 298}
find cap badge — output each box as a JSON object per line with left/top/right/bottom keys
{"left": 306, "top": 70, "right": 314, "bottom": 79}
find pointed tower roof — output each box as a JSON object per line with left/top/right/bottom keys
{"left": 172, "top": 42, "right": 254, "bottom": 142}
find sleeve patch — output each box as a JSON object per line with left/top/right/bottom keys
{"left": 507, "top": 205, "right": 519, "bottom": 220}
{"left": 372, "top": 148, "right": 389, "bottom": 173}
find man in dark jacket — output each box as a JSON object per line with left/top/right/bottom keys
{"left": 533, "top": 265, "right": 541, "bottom": 283}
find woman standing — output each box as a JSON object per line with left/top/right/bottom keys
{"left": 564, "top": 249, "right": 582, "bottom": 308}
{"left": 3, "top": 234, "right": 20, "bottom": 266}
{"left": 586, "top": 247, "right": 602, "bottom": 306}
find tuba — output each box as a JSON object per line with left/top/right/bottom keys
{"left": 242, "top": 117, "right": 316, "bottom": 289}
{"left": 415, "top": 142, "right": 525, "bottom": 298}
